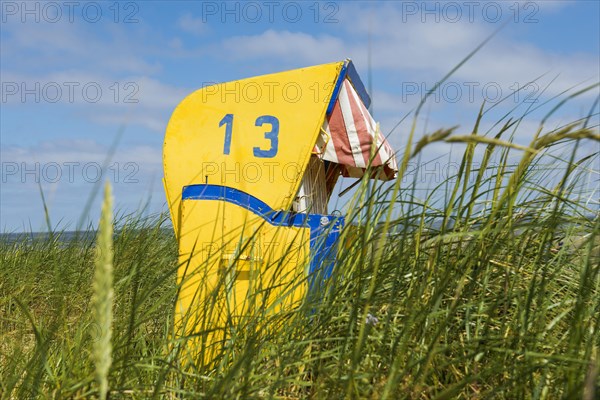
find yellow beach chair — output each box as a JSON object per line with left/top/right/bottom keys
{"left": 163, "top": 60, "right": 397, "bottom": 365}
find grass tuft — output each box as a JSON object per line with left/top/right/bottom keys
{"left": 91, "top": 182, "right": 114, "bottom": 400}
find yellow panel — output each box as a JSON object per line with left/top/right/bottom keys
{"left": 175, "top": 198, "right": 310, "bottom": 365}
{"left": 164, "top": 61, "right": 344, "bottom": 237}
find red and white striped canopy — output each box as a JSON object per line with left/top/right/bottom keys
{"left": 314, "top": 79, "right": 398, "bottom": 181}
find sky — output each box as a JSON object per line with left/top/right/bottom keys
{"left": 1, "top": 0, "right": 599, "bottom": 232}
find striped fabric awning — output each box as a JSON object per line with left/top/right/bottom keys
{"left": 314, "top": 79, "right": 398, "bottom": 181}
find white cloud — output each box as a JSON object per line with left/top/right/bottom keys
{"left": 221, "top": 29, "right": 346, "bottom": 64}
{"left": 1, "top": 20, "right": 162, "bottom": 75}
{"left": 1, "top": 71, "right": 190, "bottom": 132}
{"left": 214, "top": 4, "right": 598, "bottom": 101}
{"left": 178, "top": 13, "right": 208, "bottom": 35}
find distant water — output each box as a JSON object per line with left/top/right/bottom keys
{"left": 0, "top": 231, "right": 97, "bottom": 244}
{"left": 0, "top": 212, "right": 595, "bottom": 245}
{"left": 0, "top": 229, "right": 174, "bottom": 244}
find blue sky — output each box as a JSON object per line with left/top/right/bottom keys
{"left": 1, "top": 0, "right": 599, "bottom": 231}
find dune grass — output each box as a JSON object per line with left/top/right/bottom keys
{"left": 1, "top": 97, "right": 599, "bottom": 398}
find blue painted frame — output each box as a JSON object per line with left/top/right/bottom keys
{"left": 182, "top": 184, "right": 344, "bottom": 286}
{"left": 346, "top": 60, "right": 371, "bottom": 109}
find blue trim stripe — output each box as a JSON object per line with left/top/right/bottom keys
{"left": 326, "top": 61, "right": 349, "bottom": 116}
{"left": 183, "top": 184, "right": 288, "bottom": 224}
{"left": 182, "top": 184, "right": 344, "bottom": 282}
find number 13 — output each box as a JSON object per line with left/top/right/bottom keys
{"left": 219, "top": 114, "right": 279, "bottom": 158}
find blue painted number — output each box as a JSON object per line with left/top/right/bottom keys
{"left": 219, "top": 114, "right": 279, "bottom": 158}
{"left": 253, "top": 115, "right": 279, "bottom": 158}
{"left": 220, "top": 113, "right": 234, "bottom": 155}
